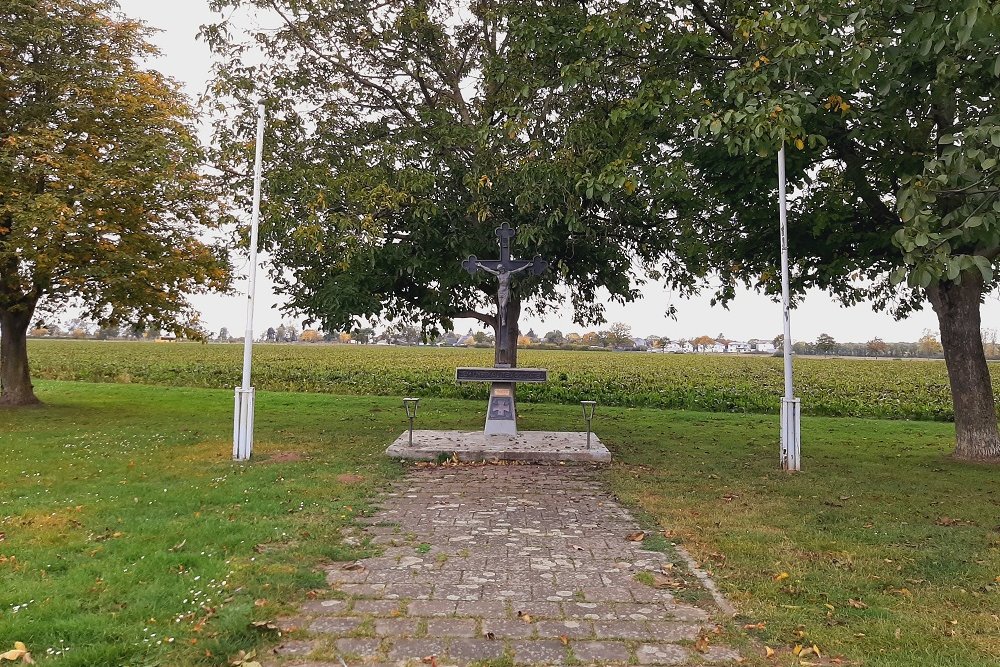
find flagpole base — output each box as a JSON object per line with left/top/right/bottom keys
{"left": 233, "top": 387, "right": 255, "bottom": 461}
{"left": 780, "top": 397, "right": 801, "bottom": 471}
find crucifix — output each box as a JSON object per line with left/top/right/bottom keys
{"left": 462, "top": 222, "right": 547, "bottom": 367}
{"left": 457, "top": 222, "right": 548, "bottom": 436}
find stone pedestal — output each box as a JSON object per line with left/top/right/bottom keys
{"left": 385, "top": 430, "right": 611, "bottom": 463}
{"left": 485, "top": 382, "right": 517, "bottom": 435}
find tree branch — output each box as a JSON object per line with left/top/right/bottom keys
{"left": 455, "top": 309, "right": 496, "bottom": 328}
{"left": 689, "top": 0, "right": 734, "bottom": 45}
{"left": 265, "top": 0, "right": 420, "bottom": 126}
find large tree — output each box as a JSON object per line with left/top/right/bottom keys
{"left": 0, "top": 0, "right": 232, "bottom": 405}
{"left": 527, "top": 0, "right": 998, "bottom": 460}
{"left": 202, "top": 0, "right": 699, "bottom": 366}
{"left": 685, "top": 0, "right": 1000, "bottom": 461}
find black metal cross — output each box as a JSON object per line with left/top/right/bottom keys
{"left": 462, "top": 223, "right": 546, "bottom": 278}
{"left": 461, "top": 222, "right": 547, "bottom": 363}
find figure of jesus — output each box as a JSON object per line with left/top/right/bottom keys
{"left": 476, "top": 262, "right": 531, "bottom": 330}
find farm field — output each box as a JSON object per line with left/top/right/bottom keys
{"left": 27, "top": 339, "right": 965, "bottom": 421}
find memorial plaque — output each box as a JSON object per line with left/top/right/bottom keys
{"left": 488, "top": 395, "right": 515, "bottom": 420}
{"left": 456, "top": 367, "right": 548, "bottom": 383}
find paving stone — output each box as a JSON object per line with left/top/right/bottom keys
{"left": 309, "top": 617, "right": 363, "bottom": 635}
{"left": 669, "top": 604, "right": 711, "bottom": 622}
{"left": 571, "top": 640, "right": 630, "bottom": 663}
{"left": 353, "top": 599, "right": 403, "bottom": 615}
{"left": 646, "top": 621, "right": 701, "bottom": 642}
{"left": 635, "top": 643, "right": 691, "bottom": 665}
{"left": 271, "top": 639, "right": 315, "bottom": 656}
{"left": 275, "top": 616, "right": 307, "bottom": 632}
{"left": 534, "top": 619, "right": 593, "bottom": 639}
{"left": 593, "top": 620, "right": 653, "bottom": 640}
{"left": 383, "top": 583, "right": 434, "bottom": 599}
{"left": 301, "top": 599, "right": 348, "bottom": 614}
{"left": 425, "top": 618, "right": 478, "bottom": 638}
{"left": 339, "top": 582, "right": 387, "bottom": 597}
{"left": 446, "top": 638, "right": 506, "bottom": 664}
{"left": 374, "top": 617, "right": 420, "bottom": 637}
{"left": 387, "top": 638, "right": 447, "bottom": 661}
{"left": 481, "top": 618, "right": 534, "bottom": 639}
{"left": 407, "top": 600, "right": 457, "bottom": 616}
{"left": 511, "top": 639, "right": 568, "bottom": 664}
{"left": 702, "top": 645, "right": 742, "bottom": 663}
{"left": 510, "top": 600, "right": 563, "bottom": 618}
{"left": 334, "top": 637, "right": 382, "bottom": 659}
{"left": 454, "top": 600, "right": 507, "bottom": 618}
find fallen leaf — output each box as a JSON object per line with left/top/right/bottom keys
{"left": 169, "top": 539, "right": 186, "bottom": 552}
{"left": 650, "top": 573, "right": 684, "bottom": 589}
{"left": 559, "top": 635, "right": 569, "bottom": 646}
{"left": 773, "top": 572, "right": 790, "bottom": 582}
{"left": 626, "top": 531, "right": 646, "bottom": 542}
{"left": 764, "top": 646, "right": 775, "bottom": 658}
{"left": 660, "top": 563, "right": 674, "bottom": 572}
{"left": 894, "top": 628, "right": 901, "bottom": 639}
{"left": 250, "top": 620, "right": 279, "bottom": 632}
{"left": 743, "top": 622, "right": 766, "bottom": 631}
{"left": 343, "top": 561, "right": 365, "bottom": 571}
{"left": 0, "top": 642, "right": 33, "bottom": 664}
{"left": 694, "top": 631, "right": 710, "bottom": 653}
{"left": 484, "top": 631, "right": 496, "bottom": 641}
{"left": 517, "top": 610, "right": 533, "bottom": 623}
{"left": 813, "top": 644, "right": 822, "bottom": 658}
{"left": 420, "top": 655, "right": 438, "bottom": 667}
{"left": 254, "top": 599, "right": 268, "bottom": 607}
{"left": 848, "top": 598, "right": 868, "bottom": 609}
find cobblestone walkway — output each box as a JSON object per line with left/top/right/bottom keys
{"left": 270, "top": 465, "right": 741, "bottom": 666}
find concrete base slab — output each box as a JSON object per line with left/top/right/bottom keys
{"left": 386, "top": 430, "right": 611, "bottom": 463}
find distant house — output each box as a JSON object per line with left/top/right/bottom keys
{"left": 727, "top": 341, "right": 751, "bottom": 353}
{"left": 708, "top": 342, "right": 726, "bottom": 353}
{"left": 157, "top": 333, "right": 177, "bottom": 343}
{"left": 679, "top": 341, "right": 694, "bottom": 353}
{"left": 749, "top": 339, "right": 777, "bottom": 353}
{"left": 632, "top": 337, "right": 649, "bottom": 350}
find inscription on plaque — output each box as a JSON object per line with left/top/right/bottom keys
{"left": 456, "top": 367, "right": 548, "bottom": 383}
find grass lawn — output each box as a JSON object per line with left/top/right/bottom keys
{"left": 2, "top": 381, "right": 997, "bottom": 666}
{"left": 602, "top": 410, "right": 1000, "bottom": 666}
{"left": 1, "top": 381, "right": 405, "bottom": 666}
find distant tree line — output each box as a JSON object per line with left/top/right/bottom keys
{"left": 32, "top": 319, "right": 1000, "bottom": 361}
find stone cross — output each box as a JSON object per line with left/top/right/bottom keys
{"left": 462, "top": 222, "right": 547, "bottom": 364}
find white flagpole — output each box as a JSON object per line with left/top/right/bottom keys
{"left": 778, "top": 142, "right": 801, "bottom": 471}
{"left": 234, "top": 101, "right": 266, "bottom": 461}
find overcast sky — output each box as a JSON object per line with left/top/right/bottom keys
{"left": 116, "top": 0, "right": 997, "bottom": 343}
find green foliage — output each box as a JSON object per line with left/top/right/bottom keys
{"left": 0, "top": 0, "right": 231, "bottom": 333}
{"left": 201, "top": 0, "right": 689, "bottom": 336}
{"left": 24, "top": 340, "right": 984, "bottom": 421}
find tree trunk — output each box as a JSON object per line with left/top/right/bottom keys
{"left": 493, "top": 296, "right": 521, "bottom": 368}
{"left": 927, "top": 275, "right": 1000, "bottom": 461}
{"left": 0, "top": 303, "right": 40, "bottom": 406}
